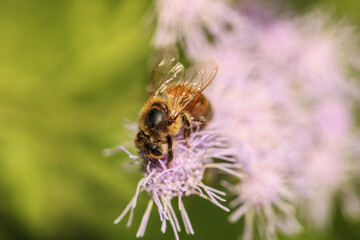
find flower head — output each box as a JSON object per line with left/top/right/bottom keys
{"left": 109, "top": 128, "right": 240, "bottom": 239}
{"left": 199, "top": 33, "right": 305, "bottom": 239}
{"left": 294, "top": 97, "right": 360, "bottom": 229}
{"left": 291, "top": 11, "right": 360, "bottom": 101}
{"left": 225, "top": 153, "right": 301, "bottom": 240}
{"left": 152, "top": 0, "right": 245, "bottom": 58}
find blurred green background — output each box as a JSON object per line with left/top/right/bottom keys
{"left": 0, "top": 0, "right": 359, "bottom": 240}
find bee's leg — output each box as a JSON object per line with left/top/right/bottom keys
{"left": 190, "top": 116, "right": 206, "bottom": 123}
{"left": 190, "top": 116, "right": 207, "bottom": 129}
{"left": 166, "top": 135, "right": 174, "bottom": 165}
{"left": 149, "top": 158, "right": 161, "bottom": 168}
{"left": 181, "top": 112, "right": 191, "bottom": 148}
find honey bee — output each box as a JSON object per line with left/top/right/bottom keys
{"left": 135, "top": 45, "right": 218, "bottom": 166}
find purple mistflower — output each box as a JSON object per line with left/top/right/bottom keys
{"left": 108, "top": 128, "right": 240, "bottom": 239}
{"left": 201, "top": 34, "right": 308, "bottom": 165}
{"left": 249, "top": 9, "right": 360, "bottom": 101}
{"left": 152, "top": 0, "right": 245, "bottom": 58}
{"left": 294, "top": 97, "right": 360, "bottom": 229}
{"left": 204, "top": 7, "right": 360, "bottom": 233}
{"left": 288, "top": 12, "right": 360, "bottom": 103}
{"left": 199, "top": 35, "right": 305, "bottom": 239}
{"left": 224, "top": 153, "right": 301, "bottom": 240}
{"left": 258, "top": 11, "right": 360, "bottom": 229}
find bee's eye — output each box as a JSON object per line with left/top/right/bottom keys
{"left": 146, "top": 108, "right": 165, "bottom": 129}
{"left": 150, "top": 144, "right": 163, "bottom": 157}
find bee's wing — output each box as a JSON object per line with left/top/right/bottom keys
{"left": 167, "top": 61, "right": 218, "bottom": 119}
{"left": 147, "top": 45, "right": 185, "bottom": 101}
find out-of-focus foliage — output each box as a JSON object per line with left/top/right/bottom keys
{"left": 0, "top": 0, "right": 359, "bottom": 240}
{"left": 0, "top": 1, "right": 151, "bottom": 239}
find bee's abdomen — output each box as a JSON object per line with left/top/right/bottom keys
{"left": 185, "top": 93, "right": 213, "bottom": 123}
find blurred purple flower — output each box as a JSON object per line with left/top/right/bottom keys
{"left": 249, "top": 10, "right": 360, "bottom": 100}
{"left": 224, "top": 153, "right": 301, "bottom": 240}
{"left": 195, "top": 3, "right": 360, "bottom": 237}
{"left": 294, "top": 97, "right": 360, "bottom": 229}
{"left": 107, "top": 129, "right": 240, "bottom": 239}
{"left": 202, "top": 36, "right": 305, "bottom": 239}
{"left": 152, "top": 0, "right": 245, "bottom": 58}
{"left": 260, "top": 12, "right": 360, "bottom": 229}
